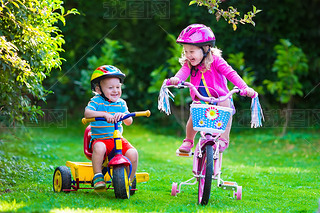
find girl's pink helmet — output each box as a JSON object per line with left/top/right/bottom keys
{"left": 176, "top": 24, "right": 215, "bottom": 47}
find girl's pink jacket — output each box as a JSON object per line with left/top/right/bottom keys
{"left": 175, "top": 55, "right": 248, "bottom": 101}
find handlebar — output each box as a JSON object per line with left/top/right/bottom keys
{"left": 160, "top": 79, "right": 263, "bottom": 127}
{"left": 165, "top": 79, "right": 242, "bottom": 104}
{"left": 81, "top": 110, "right": 151, "bottom": 125}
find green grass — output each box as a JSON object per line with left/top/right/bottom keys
{"left": 0, "top": 122, "right": 320, "bottom": 212}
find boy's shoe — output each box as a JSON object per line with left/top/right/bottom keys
{"left": 93, "top": 173, "right": 106, "bottom": 190}
{"left": 178, "top": 139, "right": 194, "bottom": 153}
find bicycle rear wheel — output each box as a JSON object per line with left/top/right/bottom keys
{"left": 198, "top": 145, "right": 213, "bottom": 205}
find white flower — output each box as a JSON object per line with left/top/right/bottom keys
{"left": 215, "top": 120, "right": 223, "bottom": 129}
{"left": 198, "top": 119, "right": 205, "bottom": 126}
{"left": 205, "top": 106, "right": 219, "bottom": 120}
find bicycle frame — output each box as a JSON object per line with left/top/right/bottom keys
{"left": 166, "top": 80, "right": 244, "bottom": 204}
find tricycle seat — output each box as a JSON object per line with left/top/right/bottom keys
{"left": 84, "top": 125, "right": 92, "bottom": 161}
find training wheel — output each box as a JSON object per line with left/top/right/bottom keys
{"left": 171, "top": 182, "right": 178, "bottom": 196}
{"left": 234, "top": 186, "right": 242, "bottom": 200}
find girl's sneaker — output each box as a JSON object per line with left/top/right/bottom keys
{"left": 93, "top": 173, "right": 106, "bottom": 190}
{"left": 178, "top": 139, "right": 194, "bottom": 153}
{"left": 214, "top": 138, "right": 229, "bottom": 153}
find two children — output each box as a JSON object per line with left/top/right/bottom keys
{"left": 85, "top": 24, "right": 255, "bottom": 190}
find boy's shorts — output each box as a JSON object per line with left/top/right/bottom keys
{"left": 92, "top": 138, "right": 134, "bottom": 156}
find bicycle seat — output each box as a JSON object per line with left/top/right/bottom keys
{"left": 84, "top": 125, "right": 92, "bottom": 161}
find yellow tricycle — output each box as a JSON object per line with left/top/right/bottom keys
{"left": 53, "top": 110, "right": 151, "bottom": 199}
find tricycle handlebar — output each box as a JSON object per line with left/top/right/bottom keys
{"left": 81, "top": 110, "right": 151, "bottom": 125}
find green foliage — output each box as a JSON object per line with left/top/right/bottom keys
{"left": 148, "top": 34, "right": 191, "bottom": 129}
{"left": 227, "top": 52, "right": 263, "bottom": 95}
{"left": 0, "top": 0, "right": 78, "bottom": 126}
{"left": 189, "top": 0, "right": 262, "bottom": 30}
{"left": 263, "top": 39, "right": 308, "bottom": 104}
{"left": 44, "top": 0, "right": 320, "bottom": 121}
{"left": 76, "top": 38, "right": 132, "bottom": 100}
{"left": 148, "top": 34, "right": 192, "bottom": 106}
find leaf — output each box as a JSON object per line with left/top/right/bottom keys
{"left": 232, "top": 23, "right": 237, "bottom": 31}
{"left": 189, "top": 0, "right": 197, "bottom": 6}
{"left": 11, "top": 1, "right": 20, "bottom": 9}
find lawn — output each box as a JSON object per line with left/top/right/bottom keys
{"left": 0, "top": 120, "right": 320, "bottom": 212}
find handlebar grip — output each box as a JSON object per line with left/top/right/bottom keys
{"left": 82, "top": 118, "right": 96, "bottom": 125}
{"left": 135, "top": 110, "right": 151, "bottom": 117}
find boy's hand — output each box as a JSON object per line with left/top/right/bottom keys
{"left": 113, "top": 113, "right": 125, "bottom": 122}
{"left": 103, "top": 113, "right": 115, "bottom": 123}
{"left": 169, "top": 77, "right": 180, "bottom": 85}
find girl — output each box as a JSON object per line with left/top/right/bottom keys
{"left": 169, "top": 24, "right": 255, "bottom": 153}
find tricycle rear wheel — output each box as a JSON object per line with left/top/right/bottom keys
{"left": 53, "top": 166, "right": 71, "bottom": 192}
{"left": 113, "top": 165, "right": 130, "bottom": 199}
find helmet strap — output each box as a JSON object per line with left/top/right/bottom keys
{"left": 98, "top": 84, "right": 111, "bottom": 102}
{"left": 190, "top": 47, "right": 210, "bottom": 77}
{"left": 199, "top": 46, "right": 211, "bottom": 64}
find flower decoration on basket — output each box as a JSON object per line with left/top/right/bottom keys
{"left": 214, "top": 120, "right": 223, "bottom": 129}
{"left": 205, "top": 106, "right": 219, "bottom": 120}
{"left": 198, "top": 119, "right": 206, "bottom": 127}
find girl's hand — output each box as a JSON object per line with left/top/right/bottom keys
{"left": 242, "top": 87, "right": 256, "bottom": 97}
{"left": 169, "top": 77, "right": 180, "bottom": 85}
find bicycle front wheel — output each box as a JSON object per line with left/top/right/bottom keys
{"left": 198, "top": 144, "right": 213, "bottom": 205}
{"left": 113, "top": 165, "right": 130, "bottom": 199}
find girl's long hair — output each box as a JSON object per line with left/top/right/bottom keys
{"left": 179, "top": 46, "right": 222, "bottom": 72}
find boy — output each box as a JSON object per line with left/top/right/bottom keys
{"left": 85, "top": 65, "right": 138, "bottom": 190}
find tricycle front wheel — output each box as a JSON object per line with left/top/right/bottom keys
{"left": 53, "top": 166, "right": 71, "bottom": 192}
{"left": 113, "top": 165, "right": 130, "bottom": 199}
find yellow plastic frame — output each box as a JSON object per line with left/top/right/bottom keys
{"left": 65, "top": 161, "right": 149, "bottom": 183}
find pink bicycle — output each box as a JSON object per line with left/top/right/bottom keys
{"left": 158, "top": 80, "right": 263, "bottom": 205}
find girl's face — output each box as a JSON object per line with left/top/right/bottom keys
{"left": 183, "top": 44, "right": 203, "bottom": 66}
{"left": 98, "top": 77, "right": 122, "bottom": 102}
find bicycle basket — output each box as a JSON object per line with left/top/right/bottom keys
{"left": 190, "top": 104, "right": 233, "bottom": 134}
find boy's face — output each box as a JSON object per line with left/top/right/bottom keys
{"left": 97, "top": 77, "right": 122, "bottom": 102}
{"left": 183, "top": 44, "right": 203, "bottom": 66}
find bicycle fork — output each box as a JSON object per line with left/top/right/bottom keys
{"left": 195, "top": 133, "right": 242, "bottom": 199}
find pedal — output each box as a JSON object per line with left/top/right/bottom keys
{"left": 176, "top": 149, "right": 194, "bottom": 157}
{"left": 136, "top": 172, "right": 149, "bottom": 183}
{"left": 220, "top": 181, "right": 238, "bottom": 191}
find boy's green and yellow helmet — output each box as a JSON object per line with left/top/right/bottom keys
{"left": 90, "top": 65, "right": 126, "bottom": 90}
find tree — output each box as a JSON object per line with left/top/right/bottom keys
{"left": 263, "top": 39, "right": 308, "bottom": 136}
{"left": 148, "top": 34, "right": 190, "bottom": 130}
{"left": 77, "top": 38, "right": 132, "bottom": 100}
{"left": 0, "top": 0, "right": 78, "bottom": 126}
{"left": 189, "top": 0, "right": 261, "bottom": 30}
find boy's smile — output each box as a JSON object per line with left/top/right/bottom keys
{"left": 99, "top": 77, "right": 122, "bottom": 102}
